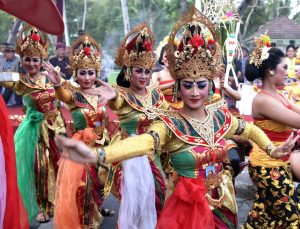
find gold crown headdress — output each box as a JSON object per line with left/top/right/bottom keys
{"left": 69, "top": 34, "right": 102, "bottom": 78}
{"left": 167, "top": 7, "right": 221, "bottom": 81}
{"left": 249, "top": 33, "right": 271, "bottom": 67}
{"left": 115, "top": 22, "right": 155, "bottom": 69}
{"left": 16, "top": 25, "right": 48, "bottom": 59}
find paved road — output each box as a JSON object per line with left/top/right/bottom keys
{"left": 31, "top": 166, "right": 256, "bottom": 229}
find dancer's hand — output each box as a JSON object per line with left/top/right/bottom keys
{"left": 84, "top": 80, "right": 117, "bottom": 104}
{"left": 271, "top": 133, "right": 300, "bottom": 159}
{"left": 216, "top": 64, "right": 226, "bottom": 80}
{"left": 216, "top": 64, "right": 227, "bottom": 89}
{"left": 55, "top": 135, "right": 98, "bottom": 164}
{"left": 43, "top": 62, "right": 62, "bottom": 86}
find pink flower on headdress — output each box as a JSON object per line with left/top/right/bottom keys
{"left": 189, "top": 34, "right": 204, "bottom": 49}
{"left": 225, "top": 12, "right": 234, "bottom": 18}
{"left": 143, "top": 41, "right": 153, "bottom": 51}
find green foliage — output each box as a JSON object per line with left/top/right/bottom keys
{"left": 0, "top": 11, "right": 14, "bottom": 43}
{"left": 64, "top": 0, "right": 196, "bottom": 57}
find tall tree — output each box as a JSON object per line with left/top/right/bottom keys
{"left": 120, "top": 0, "right": 130, "bottom": 35}
{"left": 56, "top": 0, "right": 64, "bottom": 43}
{"left": 7, "top": 18, "right": 21, "bottom": 45}
{"left": 82, "top": 0, "right": 87, "bottom": 30}
{"left": 238, "top": 0, "right": 297, "bottom": 43}
{"left": 0, "top": 12, "right": 14, "bottom": 44}
{"left": 63, "top": 0, "right": 70, "bottom": 46}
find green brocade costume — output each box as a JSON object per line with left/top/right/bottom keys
{"left": 102, "top": 99, "right": 277, "bottom": 228}
{"left": 1, "top": 74, "right": 66, "bottom": 221}
{"left": 55, "top": 83, "right": 109, "bottom": 227}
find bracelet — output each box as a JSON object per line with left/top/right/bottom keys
{"left": 266, "top": 144, "right": 274, "bottom": 157}
{"left": 95, "top": 147, "right": 106, "bottom": 165}
{"left": 234, "top": 119, "right": 246, "bottom": 135}
{"left": 148, "top": 130, "right": 160, "bottom": 150}
{"left": 54, "top": 82, "right": 62, "bottom": 89}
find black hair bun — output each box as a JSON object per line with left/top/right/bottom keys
{"left": 245, "top": 59, "right": 260, "bottom": 81}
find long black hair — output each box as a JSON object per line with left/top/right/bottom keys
{"left": 116, "top": 66, "right": 131, "bottom": 88}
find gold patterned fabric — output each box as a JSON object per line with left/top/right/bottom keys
{"left": 245, "top": 164, "right": 299, "bottom": 229}
{"left": 166, "top": 7, "right": 221, "bottom": 81}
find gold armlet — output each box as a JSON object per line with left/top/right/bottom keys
{"left": 234, "top": 119, "right": 246, "bottom": 135}
{"left": 148, "top": 130, "right": 160, "bottom": 151}
{"left": 95, "top": 147, "right": 107, "bottom": 166}
{"left": 54, "top": 81, "right": 63, "bottom": 89}
{"left": 266, "top": 144, "right": 275, "bottom": 157}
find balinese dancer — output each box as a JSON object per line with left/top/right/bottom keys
{"left": 86, "top": 23, "right": 169, "bottom": 228}
{"left": 152, "top": 36, "right": 183, "bottom": 109}
{"left": 45, "top": 35, "right": 109, "bottom": 228}
{"left": 0, "top": 25, "right": 66, "bottom": 223}
{"left": 54, "top": 7, "right": 297, "bottom": 229}
{"left": 244, "top": 34, "right": 300, "bottom": 228}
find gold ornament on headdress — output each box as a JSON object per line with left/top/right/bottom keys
{"left": 16, "top": 25, "right": 48, "bottom": 59}
{"left": 167, "top": 7, "right": 221, "bottom": 81}
{"left": 115, "top": 22, "right": 155, "bottom": 70}
{"left": 249, "top": 33, "right": 271, "bottom": 68}
{"left": 69, "top": 34, "right": 102, "bottom": 78}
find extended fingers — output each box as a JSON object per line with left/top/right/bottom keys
{"left": 43, "top": 62, "right": 54, "bottom": 71}
{"left": 292, "top": 135, "right": 300, "bottom": 145}
{"left": 281, "top": 133, "right": 299, "bottom": 152}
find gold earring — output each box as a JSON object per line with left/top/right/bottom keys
{"left": 124, "top": 68, "right": 131, "bottom": 81}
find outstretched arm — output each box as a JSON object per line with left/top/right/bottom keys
{"left": 55, "top": 120, "right": 171, "bottom": 165}
{"left": 254, "top": 94, "right": 300, "bottom": 129}
{"left": 225, "top": 116, "right": 299, "bottom": 159}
